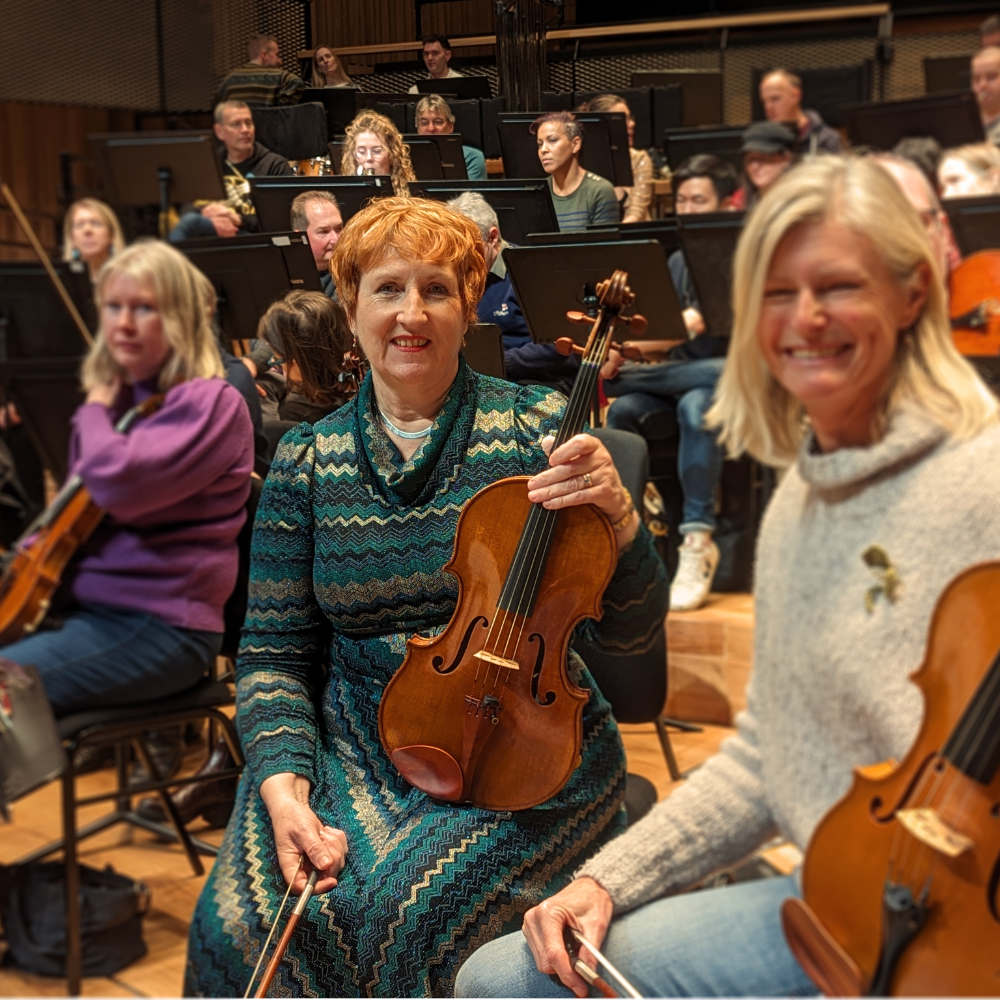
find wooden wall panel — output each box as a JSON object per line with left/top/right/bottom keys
{"left": 0, "top": 103, "right": 117, "bottom": 262}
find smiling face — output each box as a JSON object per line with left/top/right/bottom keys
{"left": 744, "top": 150, "right": 792, "bottom": 193}
{"left": 758, "top": 220, "right": 927, "bottom": 451}
{"left": 353, "top": 255, "right": 465, "bottom": 396}
{"left": 70, "top": 206, "right": 113, "bottom": 263}
{"left": 536, "top": 122, "right": 580, "bottom": 175}
{"left": 101, "top": 273, "right": 172, "bottom": 383}
{"left": 354, "top": 130, "right": 391, "bottom": 175}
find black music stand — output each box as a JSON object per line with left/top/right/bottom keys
{"left": 88, "top": 131, "right": 225, "bottom": 238}
{"left": 631, "top": 70, "right": 723, "bottom": 127}
{"left": 924, "top": 56, "right": 972, "bottom": 95}
{"left": 463, "top": 324, "right": 506, "bottom": 380}
{"left": 677, "top": 211, "right": 746, "bottom": 340}
{"left": 944, "top": 195, "right": 1000, "bottom": 256}
{"left": 841, "top": 92, "right": 985, "bottom": 150}
{"left": 301, "top": 87, "right": 359, "bottom": 135}
{"left": 404, "top": 134, "right": 468, "bottom": 179}
{"left": 177, "top": 233, "right": 322, "bottom": 343}
{"left": 496, "top": 112, "right": 633, "bottom": 186}
{"left": 250, "top": 175, "right": 392, "bottom": 230}
{"left": 417, "top": 77, "right": 492, "bottom": 100}
{"left": 663, "top": 125, "right": 745, "bottom": 173}
{"left": 0, "top": 263, "right": 92, "bottom": 481}
{"left": 504, "top": 240, "right": 687, "bottom": 346}
{"left": 407, "top": 179, "right": 558, "bottom": 245}
{"left": 525, "top": 230, "right": 621, "bottom": 246}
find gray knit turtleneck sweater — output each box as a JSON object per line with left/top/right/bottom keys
{"left": 580, "top": 407, "right": 1000, "bottom": 914}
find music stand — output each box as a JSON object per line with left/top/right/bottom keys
{"left": 526, "top": 230, "right": 621, "bottom": 246}
{"left": 250, "top": 175, "right": 392, "bottom": 229}
{"left": 631, "top": 70, "right": 723, "bottom": 127}
{"left": 88, "top": 131, "right": 225, "bottom": 237}
{"left": 301, "top": 87, "right": 358, "bottom": 135}
{"left": 841, "top": 92, "right": 984, "bottom": 150}
{"left": 407, "top": 179, "right": 558, "bottom": 245}
{"left": 404, "top": 134, "right": 468, "bottom": 179}
{"left": 177, "top": 232, "right": 322, "bottom": 342}
{"left": 944, "top": 195, "right": 1000, "bottom": 256}
{"left": 496, "top": 112, "right": 633, "bottom": 186}
{"left": 924, "top": 56, "right": 972, "bottom": 95}
{"left": 617, "top": 218, "right": 681, "bottom": 257}
{"left": 417, "top": 77, "right": 492, "bottom": 100}
{"left": 677, "top": 211, "right": 746, "bottom": 339}
{"left": 463, "top": 324, "right": 506, "bottom": 380}
{"left": 504, "top": 241, "right": 687, "bottom": 346}
{"left": 663, "top": 125, "right": 745, "bottom": 173}
{"left": 0, "top": 262, "right": 92, "bottom": 481}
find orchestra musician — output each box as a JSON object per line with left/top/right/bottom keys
{"left": 215, "top": 33, "right": 305, "bottom": 107}
{"left": 0, "top": 240, "right": 253, "bottom": 728}
{"left": 971, "top": 46, "right": 1000, "bottom": 146}
{"left": 454, "top": 155, "right": 1000, "bottom": 998}
{"left": 415, "top": 94, "right": 488, "bottom": 180}
{"left": 731, "top": 120, "right": 797, "bottom": 210}
{"left": 182, "top": 196, "right": 667, "bottom": 998}
{"left": 758, "top": 68, "right": 843, "bottom": 154}
{"left": 340, "top": 110, "right": 415, "bottom": 196}
{"left": 407, "top": 34, "right": 465, "bottom": 94}
{"left": 937, "top": 141, "right": 1000, "bottom": 198}
{"left": 311, "top": 45, "right": 356, "bottom": 88}
{"left": 62, "top": 198, "right": 125, "bottom": 282}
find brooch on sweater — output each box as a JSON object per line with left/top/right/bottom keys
{"left": 863, "top": 545, "right": 900, "bottom": 613}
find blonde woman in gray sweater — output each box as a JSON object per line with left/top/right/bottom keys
{"left": 455, "top": 155, "right": 1000, "bottom": 998}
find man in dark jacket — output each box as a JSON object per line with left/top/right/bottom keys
{"left": 759, "top": 68, "right": 842, "bottom": 154}
{"left": 169, "top": 100, "right": 293, "bottom": 242}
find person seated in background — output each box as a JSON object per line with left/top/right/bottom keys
{"left": 533, "top": 111, "right": 619, "bottom": 232}
{"left": 938, "top": 142, "right": 1000, "bottom": 198}
{"left": 407, "top": 34, "right": 464, "bottom": 94}
{"left": 972, "top": 46, "right": 1000, "bottom": 145}
{"left": 311, "top": 45, "right": 356, "bottom": 88}
{"left": 169, "top": 100, "right": 293, "bottom": 242}
{"left": 415, "top": 94, "right": 487, "bottom": 179}
{"left": 446, "top": 191, "right": 616, "bottom": 392}
{"left": 0, "top": 241, "right": 253, "bottom": 779}
{"left": 216, "top": 33, "right": 305, "bottom": 107}
{"left": 63, "top": 198, "right": 125, "bottom": 283}
{"left": 340, "top": 110, "right": 415, "bottom": 196}
{"left": 731, "top": 120, "right": 797, "bottom": 210}
{"left": 759, "top": 67, "right": 842, "bottom": 154}
{"left": 891, "top": 135, "right": 943, "bottom": 193}
{"left": 983, "top": 14, "right": 1000, "bottom": 48}
{"left": 576, "top": 93, "right": 654, "bottom": 223}
{"left": 604, "top": 154, "right": 738, "bottom": 611}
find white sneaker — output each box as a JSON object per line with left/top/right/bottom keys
{"left": 669, "top": 533, "right": 719, "bottom": 612}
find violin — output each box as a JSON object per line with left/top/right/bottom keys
{"left": 378, "top": 271, "right": 646, "bottom": 811}
{"left": 782, "top": 561, "right": 1000, "bottom": 996}
{"left": 0, "top": 396, "right": 163, "bottom": 645}
{"left": 949, "top": 251, "right": 1000, "bottom": 356}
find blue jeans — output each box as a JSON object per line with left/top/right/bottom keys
{"left": 168, "top": 212, "right": 219, "bottom": 242}
{"left": 454, "top": 874, "right": 817, "bottom": 998}
{"left": 606, "top": 358, "right": 725, "bottom": 533}
{"left": 0, "top": 603, "right": 221, "bottom": 716}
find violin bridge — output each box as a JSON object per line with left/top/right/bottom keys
{"left": 896, "top": 808, "right": 973, "bottom": 857}
{"left": 473, "top": 651, "right": 519, "bottom": 670}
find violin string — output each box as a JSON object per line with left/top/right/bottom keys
{"left": 244, "top": 856, "right": 303, "bottom": 998}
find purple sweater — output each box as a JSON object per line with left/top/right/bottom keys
{"left": 63, "top": 377, "right": 254, "bottom": 632}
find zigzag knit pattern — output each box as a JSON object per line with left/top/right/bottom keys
{"left": 184, "top": 361, "right": 668, "bottom": 997}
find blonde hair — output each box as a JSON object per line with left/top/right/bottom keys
{"left": 311, "top": 46, "right": 352, "bottom": 88}
{"left": 330, "top": 196, "right": 486, "bottom": 327}
{"left": 414, "top": 94, "right": 455, "bottom": 125}
{"left": 708, "top": 155, "right": 998, "bottom": 466}
{"left": 939, "top": 142, "right": 1000, "bottom": 190}
{"left": 341, "top": 111, "right": 415, "bottom": 197}
{"left": 82, "top": 240, "right": 225, "bottom": 392}
{"left": 62, "top": 198, "right": 125, "bottom": 263}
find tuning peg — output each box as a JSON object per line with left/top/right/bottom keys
{"left": 553, "top": 336, "right": 586, "bottom": 357}
{"left": 621, "top": 313, "right": 647, "bottom": 336}
{"left": 564, "top": 310, "right": 595, "bottom": 326}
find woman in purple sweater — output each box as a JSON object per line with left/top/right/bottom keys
{"left": 0, "top": 240, "right": 254, "bottom": 717}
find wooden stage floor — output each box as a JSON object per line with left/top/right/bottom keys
{"left": 0, "top": 598, "right": 751, "bottom": 997}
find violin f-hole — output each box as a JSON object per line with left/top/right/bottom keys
{"left": 528, "top": 633, "right": 554, "bottom": 705}
{"left": 432, "top": 616, "right": 488, "bottom": 673}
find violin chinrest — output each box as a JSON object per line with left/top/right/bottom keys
{"left": 391, "top": 745, "right": 464, "bottom": 801}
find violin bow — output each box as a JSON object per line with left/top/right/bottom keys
{"left": 564, "top": 927, "right": 643, "bottom": 999}
{"left": 0, "top": 178, "right": 93, "bottom": 348}
{"left": 244, "top": 857, "right": 320, "bottom": 999}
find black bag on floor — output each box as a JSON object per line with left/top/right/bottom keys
{"left": 0, "top": 861, "right": 149, "bottom": 976}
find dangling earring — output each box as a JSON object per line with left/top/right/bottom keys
{"left": 71, "top": 247, "right": 81, "bottom": 261}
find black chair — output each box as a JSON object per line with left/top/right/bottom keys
{"left": 14, "top": 477, "right": 261, "bottom": 995}
{"left": 251, "top": 103, "right": 328, "bottom": 162}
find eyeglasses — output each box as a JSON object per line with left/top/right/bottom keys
{"left": 355, "top": 145, "right": 385, "bottom": 160}
{"left": 418, "top": 118, "right": 448, "bottom": 129}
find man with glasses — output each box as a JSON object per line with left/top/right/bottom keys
{"left": 415, "top": 94, "right": 487, "bottom": 179}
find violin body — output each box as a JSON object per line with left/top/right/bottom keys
{"left": 379, "top": 476, "right": 617, "bottom": 811}
{"left": 784, "top": 562, "right": 1000, "bottom": 996}
{"left": 0, "top": 485, "right": 103, "bottom": 645}
{"left": 949, "top": 251, "right": 1000, "bottom": 357}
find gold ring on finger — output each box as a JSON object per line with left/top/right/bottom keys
{"left": 582, "top": 473, "right": 593, "bottom": 489}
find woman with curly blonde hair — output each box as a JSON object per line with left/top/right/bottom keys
{"left": 340, "top": 110, "right": 415, "bottom": 195}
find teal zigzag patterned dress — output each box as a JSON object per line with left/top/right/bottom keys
{"left": 185, "top": 360, "right": 668, "bottom": 998}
